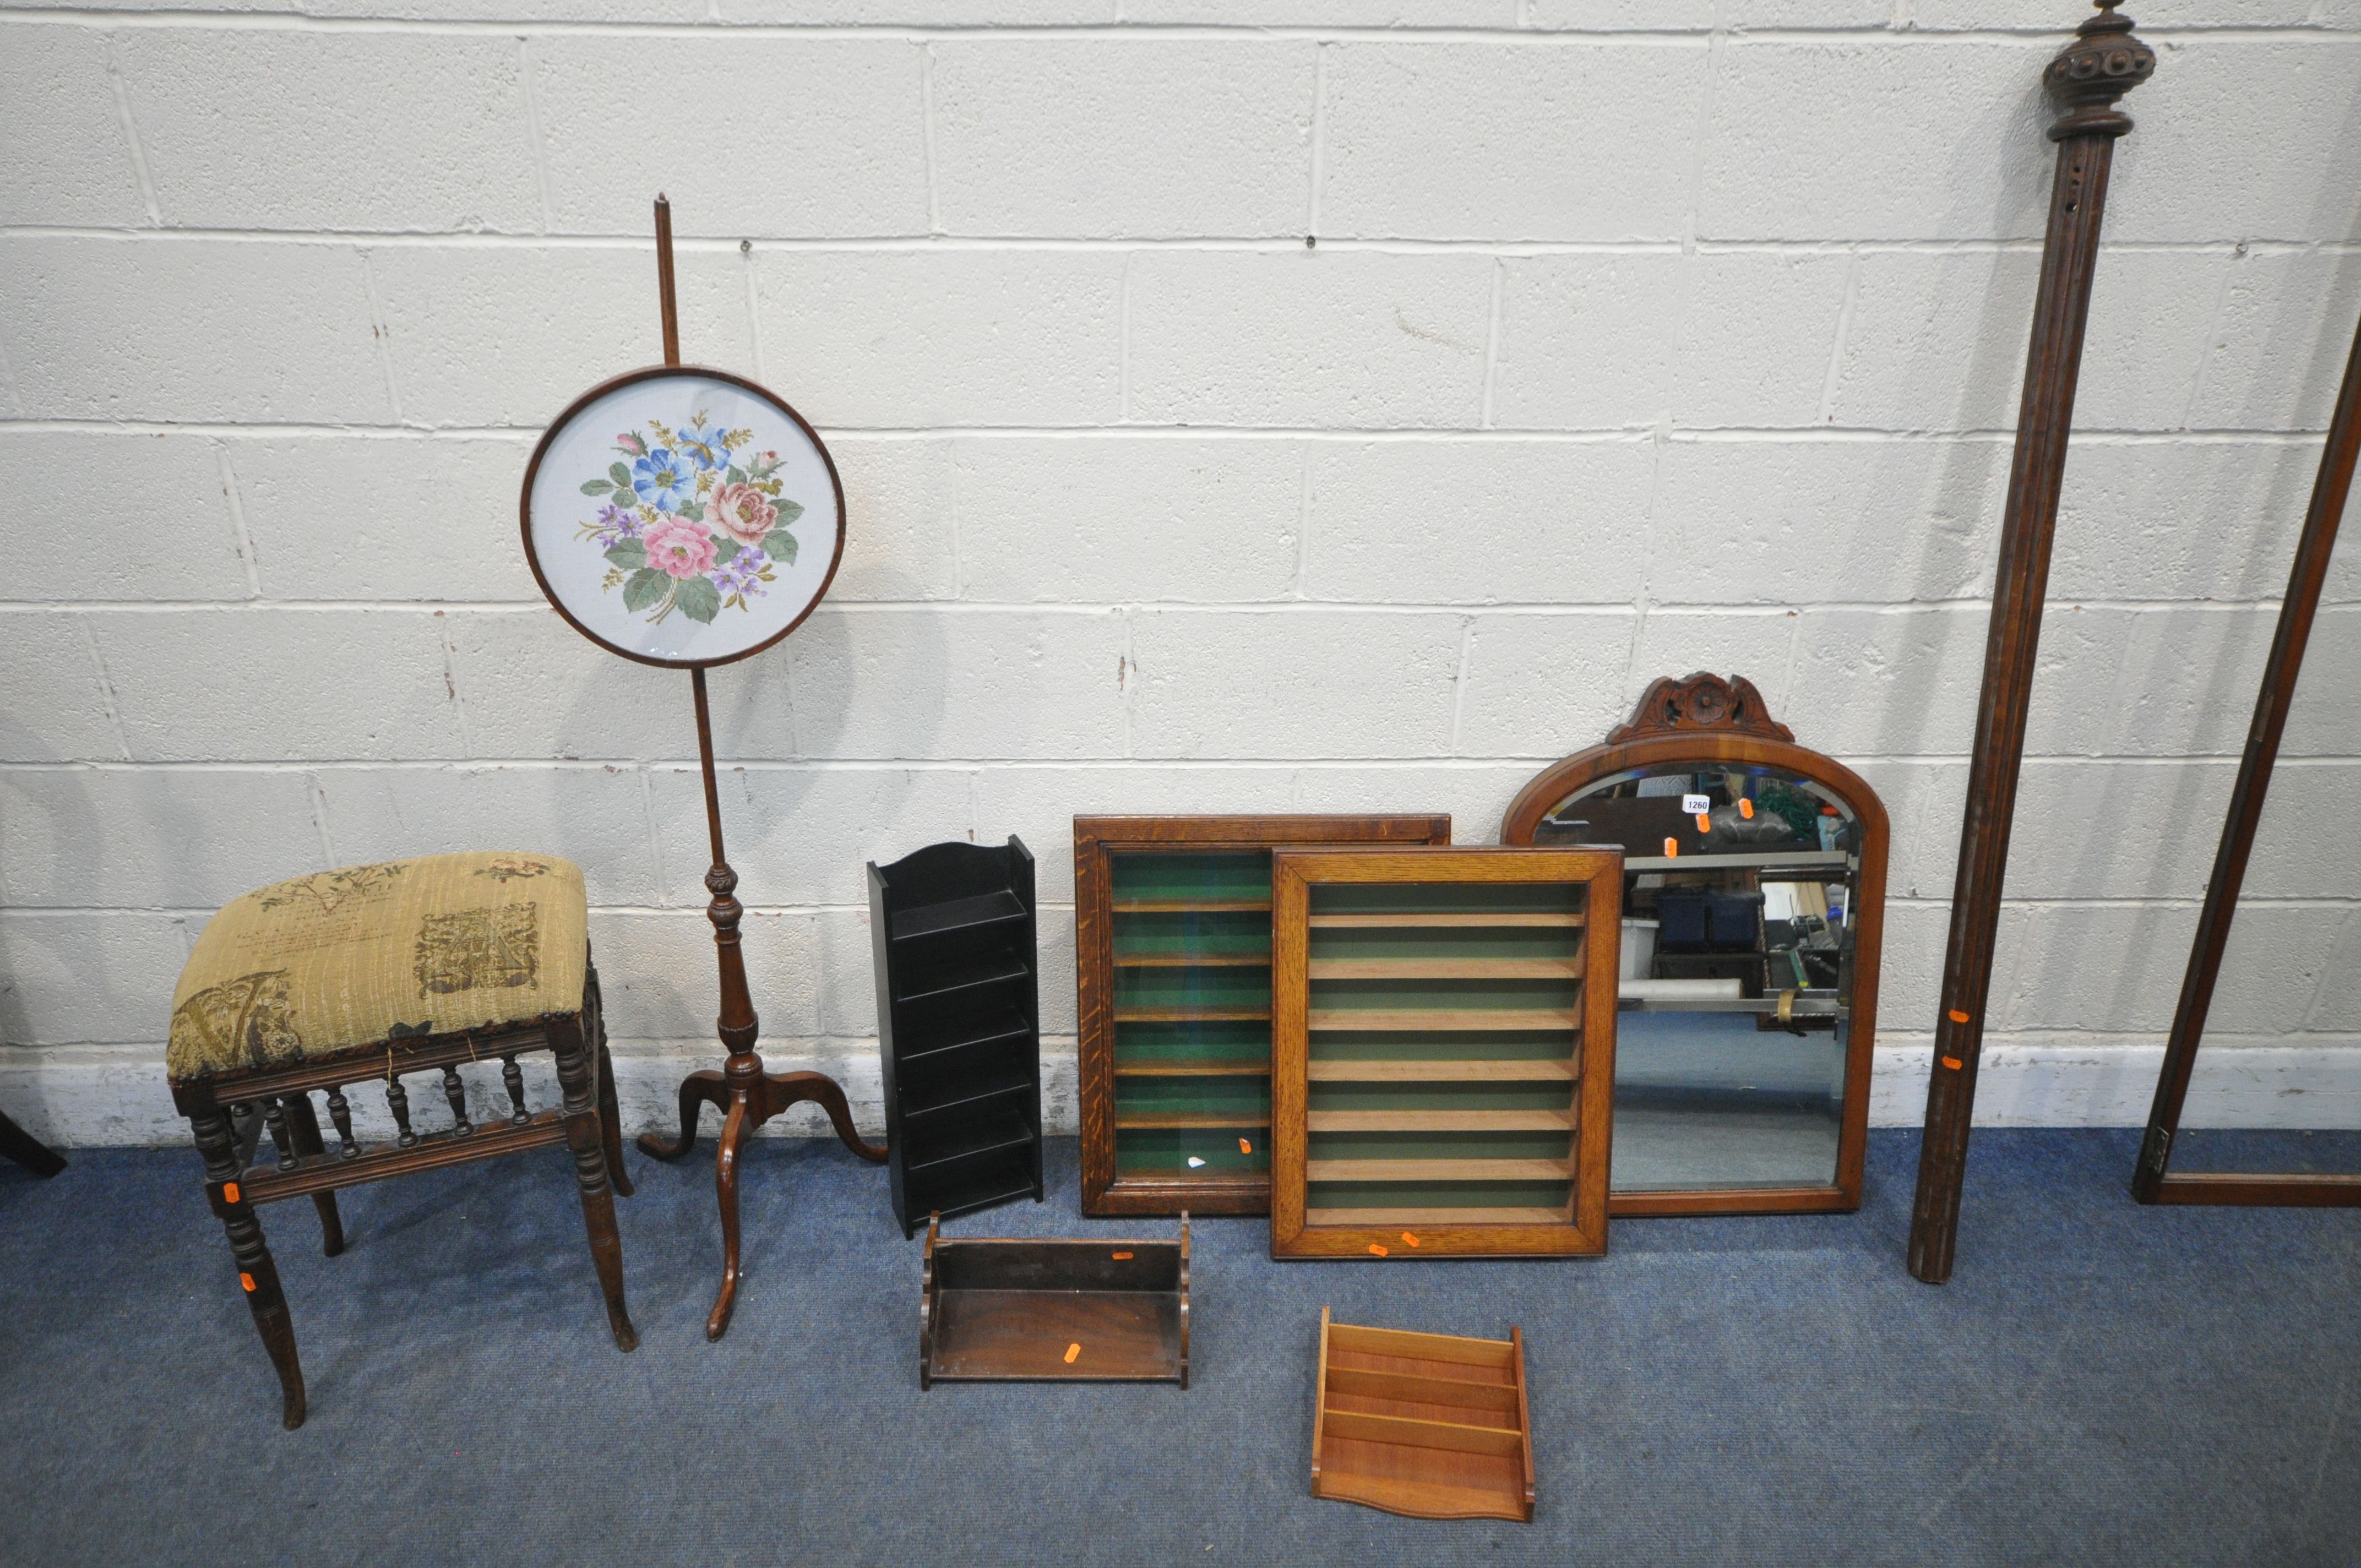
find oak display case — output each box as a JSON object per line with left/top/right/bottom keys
{"left": 1075, "top": 815, "right": 1452, "bottom": 1217}
{"left": 1270, "top": 847, "right": 1622, "bottom": 1259}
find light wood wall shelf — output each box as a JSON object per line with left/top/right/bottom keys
{"left": 1311, "top": 1307, "right": 1535, "bottom": 1522}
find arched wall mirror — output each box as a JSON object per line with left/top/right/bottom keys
{"left": 1500, "top": 673, "right": 1887, "bottom": 1216}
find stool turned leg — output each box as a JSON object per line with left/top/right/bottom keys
{"left": 583, "top": 961, "right": 629, "bottom": 1196}
{"left": 551, "top": 1025, "right": 637, "bottom": 1353}
{"left": 191, "top": 1106, "right": 306, "bottom": 1429}
{"left": 281, "top": 1094, "right": 345, "bottom": 1258}
{"left": 596, "top": 1046, "right": 633, "bottom": 1200}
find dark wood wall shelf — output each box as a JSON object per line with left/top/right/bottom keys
{"left": 920, "top": 1212, "right": 1190, "bottom": 1388}
{"left": 1270, "top": 847, "right": 1622, "bottom": 1259}
{"left": 1311, "top": 1307, "right": 1534, "bottom": 1522}
{"left": 870, "top": 838, "right": 1044, "bottom": 1238}
{"left": 1075, "top": 814, "right": 1452, "bottom": 1217}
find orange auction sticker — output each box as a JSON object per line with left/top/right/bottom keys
{"left": 1367, "top": 1244, "right": 1389, "bottom": 1256}
{"left": 1063, "top": 1343, "right": 1081, "bottom": 1364}
{"left": 1401, "top": 1232, "right": 1421, "bottom": 1247}
{"left": 1111, "top": 1251, "right": 1133, "bottom": 1260}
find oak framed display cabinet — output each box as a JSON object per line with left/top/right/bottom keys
{"left": 1075, "top": 814, "right": 1451, "bottom": 1217}
{"left": 1269, "top": 847, "right": 1623, "bottom": 1259}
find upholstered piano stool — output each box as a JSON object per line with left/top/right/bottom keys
{"left": 166, "top": 852, "right": 637, "bottom": 1429}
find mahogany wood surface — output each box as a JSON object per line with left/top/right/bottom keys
{"left": 1310, "top": 1307, "right": 1535, "bottom": 1523}
{"left": 1074, "top": 814, "right": 1450, "bottom": 1217}
{"left": 170, "top": 963, "right": 637, "bottom": 1429}
{"left": 1908, "top": 3, "right": 2157, "bottom": 1281}
{"left": 1270, "top": 847, "right": 1621, "bottom": 1260}
{"left": 918, "top": 1212, "right": 1191, "bottom": 1387}
{"left": 637, "top": 664, "right": 886, "bottom": 1340}
{"left": 2130, "top": 301, "right": 2361, "bottom": 1208}
{"left": 1499, "top": 674, "right": 1889, "bottom": 1219}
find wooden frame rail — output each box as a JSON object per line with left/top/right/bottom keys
{"left": 2131, "top": 302, "right": 2361, "bottom": 1208}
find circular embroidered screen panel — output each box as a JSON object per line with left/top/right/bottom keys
{"left": 521, "top": 366, "right": 845, "bottom": 668}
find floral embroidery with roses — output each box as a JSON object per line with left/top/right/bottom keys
{"left": 574, "top": 412, "right": 804, "bottom": 625}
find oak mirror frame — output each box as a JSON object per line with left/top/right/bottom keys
{"left": 1498, "top": 673, "right": 1889, "bottom": 1217}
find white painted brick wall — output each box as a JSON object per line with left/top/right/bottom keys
{"left": 3, "top": 2, "right": 2358, "bottom": 1148}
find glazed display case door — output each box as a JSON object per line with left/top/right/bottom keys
{"left": 1269, "top": 847, "right": 1622, "bottom": 1259}
{"left": 1075, "top": 815, "right": 1451, "bottom": 1218}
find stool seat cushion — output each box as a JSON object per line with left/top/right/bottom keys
{"left": 168, "top": 852, "right": 590, "bottom": 1082}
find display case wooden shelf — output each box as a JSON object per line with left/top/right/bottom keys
{"left": 869, "top": 838, "right": 1044, "bottom": 1238}
{"left": 1075, "top": 815, "right": 1451, "bottom": 1217}
{"left": 1310, "top": 1307, "right": 1534, "bottom": 1522}
{"left": 919, "top": 1212, "right": 1190, "bottom": 1389}
{"left": 1269, "top": 847, "right": 1622, "bottom": 1259}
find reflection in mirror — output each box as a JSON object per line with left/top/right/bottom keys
{"left": 1536, "top": 765, "right": 1861, "bottom": 1193}
{"left": 2161, "top": 576, "right": 2361, "bottom": 1178}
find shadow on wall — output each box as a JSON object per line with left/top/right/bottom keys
{"left": 548, "top": 560, "right": 947, "bottom": 1060}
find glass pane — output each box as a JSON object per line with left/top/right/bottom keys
{"left": 1536, "top": 763, "right": 1858, "bottom": 1193}
{"left": 1107, "top": 851, "right": 1273, "bottom": 1179}
{"left": 1303, "top": 877, "right": 1586, "bottom": 1224}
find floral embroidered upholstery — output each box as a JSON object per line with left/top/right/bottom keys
{"left": 166, "top": 853, "right": 590, "bottom": 1082}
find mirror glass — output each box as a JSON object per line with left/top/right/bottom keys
{"left": 1533, "top": 763, "right": 1862, "bottom": 1193}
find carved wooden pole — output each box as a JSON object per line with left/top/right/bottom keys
{"left": 2132, "top": 307, "right": 2361, "bottom": 1204}
{"left": 1906, "top": 1, "right": 2154, "bottom": 1283}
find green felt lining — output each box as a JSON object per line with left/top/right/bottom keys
{"left": 1117, "top": 1129, "right": 1269, "bottom": 1175}
{"left": 1307, "top": 1030, "right": 1576, "bottom": 1060}
{"left": 1111, "top": 851, "right": 1271, "bottom": 902}
{"left": 1308, "top": 1129, "right": 1575, "bottom": 1161}
{"left": 1115, "top": 968, "right": 1273, "bottom": 1009}
{"left": 1113, "top": 910, "right": 1272, "bottom": 959}
{"left": 1309, "top": 927, "right": 1580, "bottom": 961}
{"left": 1307, "top": 1180, "right": 1570, "bottom": 1210}
{"left": 1307, "top": 976, "right": 1581, "bottom": 1011}
{"left": 1114, "top": 1019, "right": 1270, "bottom": 1063}
{"left": 1117, "top": 1075, "right": 1272, "bottom": 1116}
{"left": 1307, "top": 1081, "right": 1574, "bottom": 1113}
{"left": 1310, "top": 883, "right": 1587, "bottom": 916}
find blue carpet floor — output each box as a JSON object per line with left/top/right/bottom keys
{"left": 1, "top": 1129, "right": 2355, "bottom": 1567}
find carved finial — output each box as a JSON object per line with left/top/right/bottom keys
{"left": 1606, "top": 672, "right": 1794, "bottom": 745}
{"left": 2044, "top": 1, "right": 2155, "bottom": 141}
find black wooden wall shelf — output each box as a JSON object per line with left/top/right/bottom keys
{"left": 869, "top": 837, "right": 1044, "bottom": 1238}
